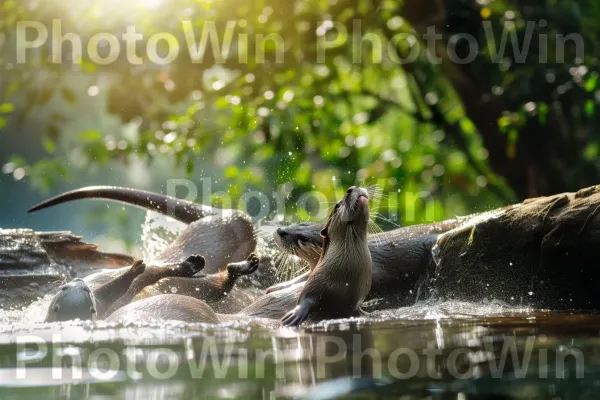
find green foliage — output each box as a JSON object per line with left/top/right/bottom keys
{"left": 1, "top": 0, "right": 599, "bottom": 225}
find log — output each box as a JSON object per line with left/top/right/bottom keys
{"left": 0, "top": 229, "right": 134, "bottom": 309}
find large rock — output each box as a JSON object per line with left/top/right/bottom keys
{"left": 423, "top": 185, "right": 600, "bottom": 308}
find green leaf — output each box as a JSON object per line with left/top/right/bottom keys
{"left": 584, "top": 143, "right": 599, "bottom": 160}
{"left": 43, "top": 139, "right": 56, "bottom": 153}
{"left": 0, "top": 103, "right": 14, "bottom": 113}
{"left": 185, "top": 158, "right": 194, "bottom": 176}
{"left": 585, "top": 99, "right": 595, "bottom": 117}
{"left": 5, "top": 81, "right": 20, "bottom": 99}
{"left": 81, "top": 62, "right": 97, "bottom": 73}
{"left": 498, "top": 116, "right": 512, "bottom": 133}
{"left": 79, "top": 130, "right": 102, "bottom": 142}
{"left": 538, "top": 103, "right": 549, "bottom": 124}
{"left": 0, "top": 118, "right": 6, "bottom": 130}
{"left": 9, "top": 155, "right": 26, "bottom": 167}
{"left": 585, "top": 74, "right": 598, "bottom": 92}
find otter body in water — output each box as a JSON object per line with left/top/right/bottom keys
{"left": 106, "top": 294, "right": 220, "bottom": 324}
{"left": 269, "top": 218, "right": 461, "bottom": 303}
{"left": 29, "top": 186, "right": 256, "bottom": 273}
{"left": 45, "top": 259, "right": 147, "bottom": 322}
{"left": 103, "top": 255, "right": 205, "bottom": 315}
{"left": 282, "top": 186, "right": 373, "bottom": 326}
{"left": 45, "top": 255, "right": 204, "bottom": 322}
{"left": 45, "top": 278, "right": 97, "bottom": 322}
{"left": 133, "top": 253, "right": 260, "bottom": 313}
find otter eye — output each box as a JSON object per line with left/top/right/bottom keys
{"left": 320, "top": 228, "right": 328, "bottom": 238}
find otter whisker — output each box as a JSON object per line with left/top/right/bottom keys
{"left": 367, "top": 222, "right": 383, "bottom": 247}
{"left": 371, "top": 213, "right": 401, "bottom": 229}
{"left": 365, "top": 185, "right": 384, "bottom": 199}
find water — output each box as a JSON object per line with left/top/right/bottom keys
{"left": 0, "top": 215, "right": 598, "bottom": 399}
{"left": 0, "top": 301, "right": 597, "bottom": 399}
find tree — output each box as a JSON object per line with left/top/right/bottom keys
{"left": 1, "top": 0, "right": 599, "bottom": 225}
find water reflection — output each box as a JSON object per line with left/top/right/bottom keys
{"left": 0, "top": 310, "right": 598, "bottom": 399}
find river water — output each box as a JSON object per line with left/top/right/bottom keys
{"left": 0, "top": 215, "right": 597, "bottom": 399}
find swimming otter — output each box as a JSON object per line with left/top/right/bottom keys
{"left": 105, "top": 294, "right": 220, "bottom": 324}
{"left": 45, "top": 278, "right": 97, "bottom": 322}
{"left": 281, "top": 186, "right": 373, "bottom": 326}
{"left": 103, "top": 255, "right": 206, "bottom": 316}
{"left": 45, "top": 258, "right": 147, "bottom": 322}
{"left": 29, "top": 186, "right": 256, "bottom": 274}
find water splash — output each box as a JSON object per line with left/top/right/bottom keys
{"left": 0, "top": 295, "right": 54, "bottom": 324}
{"left": 431, "top": 241, "right": 441, "bottom": 267}
{"left": 139, "top": 211, "right": 187, "bottom": 262}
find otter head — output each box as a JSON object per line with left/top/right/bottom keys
{"left": 273, "top": 223, "right": 323, "bottom": 268}
{"left": 45, "top": 278, "right": 97, "bottom": 323}
{"left": 321, "top": 186, "right": 370, "bottom": 241}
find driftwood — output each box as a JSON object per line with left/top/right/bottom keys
{"left": 0, "top": 229, "right": 134, "bottom": 309}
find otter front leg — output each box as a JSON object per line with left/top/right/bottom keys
{"left": 281, "top": 298, "right": 315, "bottom": 327}
{"left": 94, "top": 260, "right": 146, "bottom": 318}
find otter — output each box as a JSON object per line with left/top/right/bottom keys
{"left": 106, "top": 294, "right": 220, "bottom": 324}
{"left": 132, "top": 253, "right": 260, "bottom": 312}
{"left": 281, "top": 186, "right": 373, "bottom": 326}
{"left": 45, "top": 258, "right": 147, "bottom": 322}
{"left": 267, "top": 218, "right": 464, "bottom": 303}
{"left": 103, "top": 255, "right": 205, "bottom": 316}
{"left": 92, "top": 259, "right": 146, "bottom": 318}
{"left": 45, "top": 278, "right": 97, "bottom": 322}
{"left": 29, "top": 186, "right": 256, "bottom": 274}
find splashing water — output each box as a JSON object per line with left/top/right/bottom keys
{"left": 431, "top": 241, "right": 442, "bottom": 267}
{"left": 139, "top": 211, "right": 187, "bottom": 262}
{"left": 0, "top": 295, "right": 54, "bottom": 325}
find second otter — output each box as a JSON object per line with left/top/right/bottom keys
{"left": 281, "top": 186, "right": 372, "bottom": 326}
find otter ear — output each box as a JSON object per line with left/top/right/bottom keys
{"left": 320, "top": 227, "right": 328, "bottom": 238}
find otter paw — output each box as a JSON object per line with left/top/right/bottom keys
{"left": 245, "top": 253, "right": 260, "bottom": 274}
{"left": 227, "top": 255, "right": 260, "bottom": 276}
{"left": 180, "top": 255, "right": 206, "bottom": 276}
{"left": 281, "top": 302, "right": 311, "bottom": 327}
{"left": 130, "top": 260, "right": 146, "bottom": 275}
{"left": 185, "top": 255, "right": 206, "bottom": 268}
{"left": 246, "top": 252, "right": 260, "bottom": 263}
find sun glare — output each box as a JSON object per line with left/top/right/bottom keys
{"left": 94, "top": 0, "right": 165, "bottom": 13}
{"left": 136, "top": 0, "right": 163, "bottom": 10}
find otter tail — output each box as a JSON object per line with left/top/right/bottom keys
{"left": 28, "top": 186, "right": 214, "bottom": 224}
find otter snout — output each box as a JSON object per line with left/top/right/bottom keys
{"left": 357, "top": 193, "right": 369, "bottom": 207}
{"left": 341, "top": 186, "right": 370, "bottom": 222}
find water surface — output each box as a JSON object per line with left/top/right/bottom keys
{"left": 0, "top": 300, "right": 597, "bottom": 399}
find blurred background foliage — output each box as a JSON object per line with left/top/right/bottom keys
{"left": 0, "top": 0, "right": 599, "bottom": 251}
